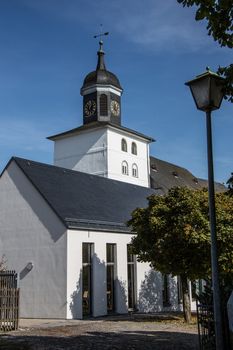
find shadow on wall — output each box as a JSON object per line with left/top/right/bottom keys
{"left": 169, "top": 276, "right": 181, "bottom": 311}
{"left": 92, "top": 253, "right": 107, "bottom": 316}
{"left": 69, "top": 271, "right": 82, "bottom": 319}
{"left": 58, "top": 131, "right": 107, "bottom": 173}
{"left": 138, "top": 269, "right": 163, "bottom": 313}
{"left": 115, "top": 279, "right": 128, "bottom": 314}
{"left": 19, "top": 262, "right": 34, "bottom": 280}
{"left": 8, "top": 164, "right": 66, "bottom": 243}
{"left": 69, "top": 253, "right": 128, "bottom": 318}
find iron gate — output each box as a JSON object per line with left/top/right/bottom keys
{"left": 0, "top": 270, "right": 19, "bottom": 331}
{"left": 196, "top": 301, "right": 216, "bottom": 350}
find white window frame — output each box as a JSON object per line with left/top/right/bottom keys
{"left": 122, "top": 161, "right": 128, "bottom": 175}
{"left": 132, "top": 163, "right": 138, "bottom": 178}
{"left": 131, "top": 142, "right": 137, "bottom": 155}
{"left": 121, "top": 138, "right": 127, "bottom": 152}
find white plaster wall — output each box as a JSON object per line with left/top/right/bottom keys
{"left": 52, "top": 126, "right": 150, "bottom": 187}
{"left": 0, "top": 161, "right": 67, "bottom": 318}
{"left": 136, "top": 267, "right": 185, "bottom": 313}
{"left": 164, "top": 276, "right": 183, "bottom": 312}
{"left": 66, "top": 229, "right": 174, "bottom": 319}
{"left": 190, "top": 282, "right": 197, "bottom": 311}
{"left": 66, "top": 230, "right": 130, "bottom": 319}
{"left": 136, "top": 261, "right": 163, "bottom": 312}
{"left": 107, "top": 129, "right": 150, "bottom": 187}
{"left": 53, "top": 128, "right": 108, "bottom": 176}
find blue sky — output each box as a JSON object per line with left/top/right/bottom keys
{"left": 0, "top": 0, "right": 232, "bottom": 184}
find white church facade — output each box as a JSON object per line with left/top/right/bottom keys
{"left": 0, "top": 156, "right": 169, "bottom": 319}
{"left": 0, "top": 41, "right": 219, "bottom": 319}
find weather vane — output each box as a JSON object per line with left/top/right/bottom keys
{"left": 94, "top": 24, "right": 109, "bottom": 40}
{"left": 94, "top": 24, "right": 109, "bottom": 50}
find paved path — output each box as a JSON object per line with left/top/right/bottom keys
{"left": 0, "top": 314, "right": 199, "bottom": 349}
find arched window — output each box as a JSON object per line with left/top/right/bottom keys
{"left": 121, "top": 138, "right": 127, "bottom": 152}
{"left": 122, "top": 161, "right": 128, "bottom": 175}
{"left": 132, "top": 163, "right": 138, "bottom": 178}
{"left": 131, "top": 142, "right": 137, "bottom": 155}
{"left": 99, "top": 94, "right": 108, "bottom": 116}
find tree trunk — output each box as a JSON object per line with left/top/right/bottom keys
{"left": 181, "top": 275, "right": 191, "bottom": 323}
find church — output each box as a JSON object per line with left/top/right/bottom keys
{"left": 0, "top": 41, "right": 223, "bottom": 319}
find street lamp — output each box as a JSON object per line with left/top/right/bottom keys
{"left": 185, "top": 68, "right": 225, "bottom": 350}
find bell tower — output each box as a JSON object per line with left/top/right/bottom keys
{"left": 48, "top": 37, "right": 153, "bottom": 188}
{"left": 80, "top": 40, "right": 123, "bottom": 126}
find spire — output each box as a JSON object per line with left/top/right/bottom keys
{"left": 93, "top": 25, "right": 109, "bottom": 71}
{"left": 96, "top": 40, "right": 106, "bottom": 71}
{"left": 81, "top": 28, "right": 122, "bottom": 92}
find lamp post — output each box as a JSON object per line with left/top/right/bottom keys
{"left": 185, "top": 68, "right": 225, "bottom": 350}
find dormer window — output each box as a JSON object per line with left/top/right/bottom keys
{"left": 172, "top": 171, "right": 179, "bottom": 178}
{"left": 122, "top": 161, "right": 128, "bottom": 175}
{"left": 132, "top": 164, "right": 138, "bottom": 178}
{"left": 100, "top": 94, "right": 108, "bottom": 116}
{"left": 151, "top": 164, "right": 158, "bottom": 172}
{"left": 121, "top": 139, "right": 127, "bottom": 152}
{"left": 131, "top": 142, "right": 137, "bottom": 155}
{"left": 193, "top": 178, "right": 199, "bottom": 184}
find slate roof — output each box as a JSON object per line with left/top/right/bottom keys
{"left": 150, "top": 156, "right": 226, "bottom": 193}
{"left": 47, "top": 121, "right": 155, "bottom": 142}
{"left": 11, "top": 157, "right": 155, "bottom": 233}
{"left": 4, "top": 155, "right": 225, "bottom": 233}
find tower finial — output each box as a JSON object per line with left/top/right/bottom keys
{"left": 93, "top": 24, "right": 109, "bottom": 52}
{"left": 94, "top": 25, "right": 109, "bottom": 71}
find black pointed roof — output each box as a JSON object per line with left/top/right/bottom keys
{"left": 81, "top": 41, "right": 122, "bottom": 91}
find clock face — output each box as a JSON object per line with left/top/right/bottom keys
{"left": 110, "top": 100, "right": 120, "bottom": 116}
{"left": 84, "top": 100, "right": 96, "bottom": 117}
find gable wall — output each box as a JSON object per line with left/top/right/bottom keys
{"left": 0, "top": 161, "right": 67, "bottom": 318}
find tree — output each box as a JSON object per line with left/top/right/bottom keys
{"left": 177, "top": 0, "right": 233, "bottom": 102}
{"left": 128, "top": 187, "right": 233, "bottom": 323}
{"left": 226, "top": 172, "right": 233, "bottom": 196}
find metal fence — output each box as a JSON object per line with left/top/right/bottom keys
{"left": 0, "top": 270, "right": 19, "bottom": 331}
{"left": 196, "top": 282, "right": 232, "bottom": 350}
{"left": 196, "top": 301, "right": 216, "bottom": 350}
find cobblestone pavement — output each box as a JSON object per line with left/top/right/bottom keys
{"left": 0, "top": 314, "right": 199, "bottom": 350}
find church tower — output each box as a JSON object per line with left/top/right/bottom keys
{"left": 48, "top": 41, "right": 154, "bottom": 188}
{"left": 81, "top": 40, "right": 123, "bottom": 126}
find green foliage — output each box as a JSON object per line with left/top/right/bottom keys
{"left": 177, "top": 0, "right": 233, "bottom": 102}
{"left": 218, "top": 64, "right": 233, "bottom": 103}
{"left": 226, "top": 172, "right": 233, "bottom": 196}
{"left": 215, "top": 192, "right": 233, "bottom": 289}
{"left": 128, "top": 187, "right": 233, "bottom": 285}
{"left": 177, "top": 0, "right": 233, "bottom": 48}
